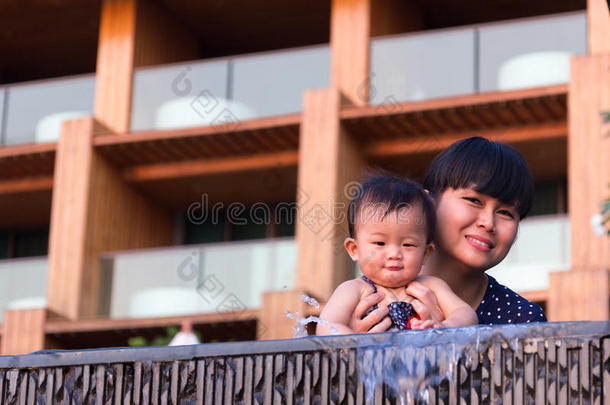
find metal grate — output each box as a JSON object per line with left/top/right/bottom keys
{"left": 0, "top": 321, "right": 608, "bottom": 404}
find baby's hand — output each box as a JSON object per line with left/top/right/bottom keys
{"left": 409, "top": 318, "right": 442, "bottom": 330}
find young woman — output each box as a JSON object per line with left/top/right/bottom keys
{"left": 347, "top": 137, "right": 547, "bottom": 332}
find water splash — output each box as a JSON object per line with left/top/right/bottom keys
{"left": 285, "top": 310, "right": 339, "bottom": 337}
{"left": 300, "top": 294, "right": 320, "bottom": 309}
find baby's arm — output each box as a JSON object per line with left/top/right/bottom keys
{"left": 317, "top": 280, "right": 364, "bottom": 335}
{"left": 411, "top": 275, "right": 478, "bottom": 329}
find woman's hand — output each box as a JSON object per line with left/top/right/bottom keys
{"left": 405, "top": 281, "right": 444, "bottom": 323}
{"left": 348, "top": 292, "right": 392, "bottom": 333}
{"left": 409, "top": 318, "right": 442, "bottom": 329}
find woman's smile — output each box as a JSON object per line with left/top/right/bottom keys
{"left": 464, "top": 234, "right": 495, "bottom": 251}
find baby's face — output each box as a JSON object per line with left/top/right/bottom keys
{"left": 345, "top": 202, "right": 433, "bottom": 288}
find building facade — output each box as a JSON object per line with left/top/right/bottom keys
{"left": 0, "top": 0, "right": 608, "bottom": 355}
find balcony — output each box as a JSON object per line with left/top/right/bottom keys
{"left": 0, "top": 257, "right": 47, "bottom": 323}
{"left": 98, "top": 238, "right": 297, "bottom": 319}
{"left": 370, "top": 12, "right": 586, "bottom": 104}
{"left": 130, "top": 44, "right": 330, "bottom": 132}
{"left": 0, "top": 74, "right": 95, "bottom": 146}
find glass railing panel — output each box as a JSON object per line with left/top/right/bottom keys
{"left": 479, "top": 12, "right": 587, "bottom": 92}
{"left": 130, "top": 60, "right": 229, "bottom": 131}
{"left": 370, "top": 28, "right": 475, "bottom": 104}
{"left": 0, "top": 257, "right": 48, "bottom": 323}
{"left": 0, "top": 88, "right": 5, "bottom": 144}
{"left": 487, "top": 214, "right": 570, "bottom": 292}
{"left": 3, "top": 75, "right": 95, "bottom": 145}
{"left": 101, "top": 238, "right": 296, "bottom": 319}
{"left": 232, "top": 45, "right": 330, "bottom": 118}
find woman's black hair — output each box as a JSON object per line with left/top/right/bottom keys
{"left": 423, "top": 136, "right": 534, "bottom": 219}
{"left": 348, "top": 174, "right": 436, "bottom": 242}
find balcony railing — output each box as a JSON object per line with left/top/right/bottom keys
{"left": 1, "top": 321, "right": 608, "bottom": 403}
{"left": 0, "top": 257, "right": 47, "bottom": 323}
{"left": 0, "top": 75, "right": 95, "bottom": 146}
{"left": 130, "top": 44, "right": 330, "bottom": 131}
{"left": 487, "top": 214, "right": 570, "bottom": 292}
{"left": 370, "top": 11, "right": 586, "bottom": 104}
{"left": 99, "top": 238, "right": 297, "bottom": 319}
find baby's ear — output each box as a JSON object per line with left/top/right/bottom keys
{"left": 344, "top": 238, "right": 359, "bottom": 261}
{"left": 422, "top": 243, "right": 435, "bottom": 263}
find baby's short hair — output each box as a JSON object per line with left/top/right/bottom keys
{"left": 423, "top": 136, "right": 534, "bottom": 219}
{"left": 347, "top": 174, "right": 436, "bottom": 242}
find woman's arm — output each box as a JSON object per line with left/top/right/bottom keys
{"left": 404, "top": 280, "right": 445, "bottom": 322}
{"left": 411, "top": 275, "right": 478, "bottom": 329}
{"left": 347, "top": 291, "right": 392, "bottom": 333}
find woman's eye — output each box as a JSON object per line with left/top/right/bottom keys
{"left": 498, "top": 209, "right": 515, "bottom": 219}
{"left": 374, "top": 241, "right": 385, "bottom": 246}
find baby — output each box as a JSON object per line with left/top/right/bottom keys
{"left": 317, "top": 175, "right": 478, "bottom": 334}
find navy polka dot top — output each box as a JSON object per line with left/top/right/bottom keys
{"left": 477, "top": 275, "right": 547, "bottom": 325}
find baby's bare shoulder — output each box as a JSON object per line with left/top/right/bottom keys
{"left": 413, "top": 274, "right": 450, "bottom": 291}
{"left": 334, "top": 278, "right": 369, "bottom": 297}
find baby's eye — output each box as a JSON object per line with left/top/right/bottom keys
{"left": 374, "top": 241, "right": 385, "bottom": 246}
{"left": 403, "top": 243, "right": 415, "bottom": 248}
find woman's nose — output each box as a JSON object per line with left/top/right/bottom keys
{"left": 477, "top": 209, "right": 496, "bottom": 232}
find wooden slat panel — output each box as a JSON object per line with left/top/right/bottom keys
{"left": 366, "top": 122, "right": 567, "bottom": 158}
{"left": 330, "top": 0, "right": 370, "bottom": 105}
{"left": 569, "top": 55, "right": 610, "bottom": 269}
{"left": 123, "top": 150, "right": 299, "bottom": 182}
{"left": 341, "top": 84, "right": 569, "bottom": 119}
{"left": 46, "top": 310, "right": 259, "bottom": 334}
{"left": 1, "top": 308, "right": 46, "bottom": 355}
{"left": 0, "top": 176, "right": 53, "bottom": 195}
{"left": 588, "top": 0, "right": 610, "bottom": 54}
{"left": 370, "top": 0, "right": 423, "bottom": 36}
{"left": 296, "top": 88, "right": 365, "bottom": 301}
{"left": 132, "top": 0, "right": 198, "bottom": 68}
{"left": 93, "top": 114, "right": 301, "bottom": 145}
{"left": 47, "top": 118, "right": 95, "bottom": 319}
{"left": 81, "top": 154, "right": 173, "bottom": 317}
{"left": 548, "top": 269, "right": 609, "bottom": 321}
{"left": 0, "top": 143, "right": 56, "bottom": 159}
{"left": 47, "top": 118, "right": 173, "bottom": 319}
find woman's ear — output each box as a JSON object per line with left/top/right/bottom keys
{"left": 344, "top": 238, "right": 359, "bottom": 261}
{"left": 422, "top": 243, "right": 435, "bottom": 263}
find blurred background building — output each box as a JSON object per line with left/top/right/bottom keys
{"left": 0, "top": 0, "right": 608, "bottom": 355}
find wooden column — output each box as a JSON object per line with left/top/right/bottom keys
{"left": 295, "top": 88, "right": 365, "bottom": 302}
{"left": 330, "top": 0, "right": 423, "bottom": 105}
{"left": 94, "top": 0, "right": 197, "bottom": 133}
{"left": 587, "top": 0, "right": 610, "bottom": 54}
{"left": 548, "top": 54, "right": 610, "bottom": 320}
{"left": 330, "top": 0, "right": 371, "bottom": 106}
{"left": 548, "top": 269, "right": 609, "bottom": 321}
{"left": 47, "top": 118, "right": 173, "bottom": 319}
{"left": 1, "top": 308, "right": 46, "bottom": 355}
{"left": 258, "top": 290, "right": 312, "bottom": 340}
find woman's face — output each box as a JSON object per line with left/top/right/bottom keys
{"left": 434, "top": 187, "right": 519, "bottom": 272}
